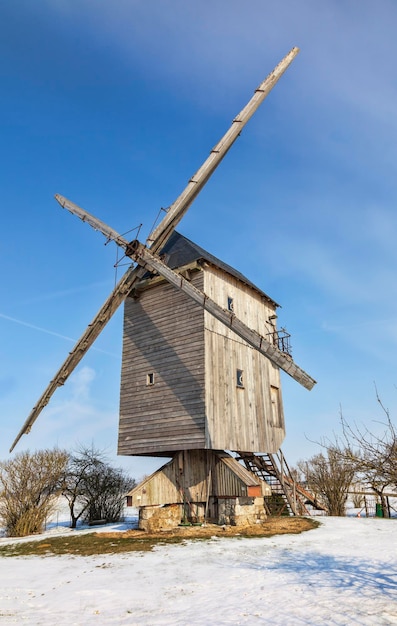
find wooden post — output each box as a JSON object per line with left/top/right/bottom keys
{"left": 204, "top": 467, "right": 212, "bottom": 523}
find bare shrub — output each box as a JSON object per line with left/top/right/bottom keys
{"left": 337, "top": 394, "right": 397, "bottom": 517}
{"left": 350, "top": 488, "right": 365, "bottom": 509}
{"left": 63, "top": 446, "right": 135, "bottom": 527}
{"left": 0, "top": 449, "right": 68, "bottom": 537}
{"left": 298, "top": 447, "right": 355, "bottom": 516}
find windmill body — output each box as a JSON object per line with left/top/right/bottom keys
{"left": 10, "top": 47, "right": 317, "bottom": 527}
{"left": 119, "top": 231, "right": 285, "bottom": 458}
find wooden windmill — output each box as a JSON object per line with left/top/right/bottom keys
{"left": 11, "top": 47, "right": 316, "bottom": 528}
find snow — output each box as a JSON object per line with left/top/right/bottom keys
{"left": 0, "top": 517, "right": 396, "bottom": 625}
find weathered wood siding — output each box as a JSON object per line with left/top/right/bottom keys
{"left": 204, "top": 264, "right": 285, "bottom": 452}
{"left": 127, "top": 450, "right": 261, "bottom": 507}
{"left": 118, "top": 271, "right": 206, "bottom": 456}
{"left": 118, "top": 259, "right": 285, "bottom": 456}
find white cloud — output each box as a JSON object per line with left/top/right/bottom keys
{"left": 38, "top": 1, "right": 397, "bottom": 99}
{"left": 68, "top": 366, "right": 96, "bottom": 401}
{"left": 5, "top": 365, "right": 118, "bottom": 457}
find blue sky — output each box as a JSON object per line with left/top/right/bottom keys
{"left": 1, "top": 1, "right": 397, "bottom": 479}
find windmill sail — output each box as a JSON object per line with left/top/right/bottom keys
{"left": 10, "top": 48, "right": 299, "bottom": 451}
{"left": 9, "top": 265, "right": 141, "bottom": 452}
{"left": 129, "top": 241, "right": 315, "bottom": 390}
{"left": 51, "top": 199, "right": 315, "bottom": 388}
{"left": 147, "top": 47, "right": 299, "bottom": 251}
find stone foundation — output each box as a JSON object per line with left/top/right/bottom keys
{"left": 217, "top": 496, "right": 267, "bottom": 526}
{"left": 138, "top": 504, "right": 182, "bottom": 532}
{"left": 138, "top": 496, "right": 267, "bottom": 530}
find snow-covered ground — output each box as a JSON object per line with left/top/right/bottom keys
{"left": 0, "top": 516, "right": 396, "bottom": 625}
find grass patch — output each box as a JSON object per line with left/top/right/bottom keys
{"left": 0, "top": 534, "right": 180, "bottom": 557}
{"left": 0, "top": 517, "right": 320, "bottom": 558}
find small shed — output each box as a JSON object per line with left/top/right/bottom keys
{"left": 126, "top": 450, "right": 271, "bottom": 530}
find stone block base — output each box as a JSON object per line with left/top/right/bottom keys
{"left": 217, "top": 496, "right": 267, "bottom": 526}
{"left": 138, "top": 496, "right": 267, "bottom": 531}
{"left": 138, "top": 504, "right": 182, "bottom": 532}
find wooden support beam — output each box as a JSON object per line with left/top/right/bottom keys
{"left": 11, "top": 48, "right": 301, "bottom": 451}
{"left": 146, "top": 47, "right": 299, "bottom": 251}
{"left": 131, "top": 242, "right": 316, "bottom": 390}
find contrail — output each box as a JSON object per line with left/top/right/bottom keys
{"left": 20, "top": 281, "right": 112, "bottom": 305}
{"left": 0, "top": 313, "right": 118, "bottom": 357}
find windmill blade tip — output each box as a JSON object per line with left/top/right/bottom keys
{"left": 54, "top": 193, "right": 65, "bottom": 206}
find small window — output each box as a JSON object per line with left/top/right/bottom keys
{"left": 227, "top": 296, "right": 234, "bottom": 312}
{"left": 236, "top": 369, "right": 244, "bottom": 388}
{"left": 146, "top": 372, "right": 155, "bottom": 386}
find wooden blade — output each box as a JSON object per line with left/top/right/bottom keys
{"left": 147, "top": 47, "right": 299, "bottom": 252}
{"left": 9, "top": 264, "right": 146, "bottom": 452}
{"left": 131, "top": 242, "right": 316, "bottom": 390}
{"left": 55, "top": 194, "right": 130, "bottom": 249}
{"left": 12, "top": 48, "right": 300, "bottom": 450}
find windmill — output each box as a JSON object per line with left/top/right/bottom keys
{"left": 11, "top": 47, "right": 316, "bottom": 528}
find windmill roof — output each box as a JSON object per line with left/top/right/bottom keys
{"left": 160, "top": 231, "right": 279, "bottom": 306}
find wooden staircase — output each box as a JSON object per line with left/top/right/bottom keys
{"left": 236, "top": 450, "right": 326, "bottom": 516}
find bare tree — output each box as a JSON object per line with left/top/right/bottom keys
{"left": 62, "top": 446, "right": 135, "bottom": 527}
{"left": 62, "top": 446, "right": 102, "bottom": 528}
{"left": 298, "top": 447, "right": 355, "bottom": 516}
{"left": 338, "top": 395, "right": 397, "bottom": 517}
{"left": 83, "top": 462, "right": 133, "bottom": 524}
{"left": 0, "top": 449, "right": 68, "bottom": 537}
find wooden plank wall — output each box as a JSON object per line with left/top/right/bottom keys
{"left": 203, "top": 264, "right": 285, "bottom": 453}
{"left": 118, "top": 271, "right": 206, "bottom": 456}
{"left": 118, "top": 259, "right": 285, "bottom": 456}
{"left": 128, "top": 450, "right": 259, "bottom": 506}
